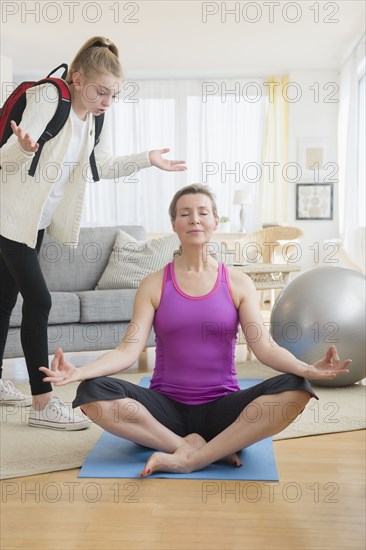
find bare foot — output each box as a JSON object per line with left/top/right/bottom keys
{"left": 186, "top": 435, "right": 242, "bottom": 467}
{"left": 221, "top": 452, "right": 243, "bottom": 467}
{"left": 183, "top": 433, "right": 206, "bottom": 449}
{"left": 140, "top": 433, "right": 205, "bottom": 477}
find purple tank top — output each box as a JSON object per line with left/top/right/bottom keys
{"left": 150, "top": 262, "right": 240, "bottom": 404}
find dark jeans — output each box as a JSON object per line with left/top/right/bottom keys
{"left": 0, "top": 231, "right": 52, "bottom": 395}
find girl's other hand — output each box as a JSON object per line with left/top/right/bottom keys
{"left": 148, "top": 148, "right": 187, "bottom": 171}
{"left": 10, "top": 120, "right": 39, "bottom": 153}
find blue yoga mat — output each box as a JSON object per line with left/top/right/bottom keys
{"left": 78, "top": 378, "right": 279, "bottom": 481}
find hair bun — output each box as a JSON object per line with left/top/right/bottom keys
{"left": 66, "top": 36, "right": 122, "bottom": 83}
{"left": 91, "top": 40, "right": 110, "bottom": 49}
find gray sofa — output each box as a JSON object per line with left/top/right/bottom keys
{"left": 4, "top": 225, "right": 155, "bottom": 359}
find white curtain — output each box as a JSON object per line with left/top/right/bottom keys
{"left": 259, "top": 76, "right": 289, "bottom": 226}
{"left": 338, "top": 36, "right": 366, "bottom": 272}
{"left": 82, "top": 79, "right": 267, "bottom": 233}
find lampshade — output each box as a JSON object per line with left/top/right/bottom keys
{"left": 233, "top": 188, "right": 254, "bottom": 205}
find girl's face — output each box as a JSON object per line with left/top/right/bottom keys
{"left": 172, "top": 193, "right": 219, "bottom": 245}
{"left": 72, "top": 71, "right": 121, "bottom": 116}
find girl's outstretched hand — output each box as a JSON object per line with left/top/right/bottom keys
{"left": 39, "top": 348, "right": 81, "bottom": 386}
{"left": 10, "top": 120, "right": 39, "bottom": 154}
{"left": 148, "top": 148, "right": 187, "bottom": 171}
{"left": 305, "top": 345, "right": 352, "bottom": 380}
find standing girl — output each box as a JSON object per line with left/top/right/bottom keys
{"left": 0, "top": 36, "right": 186, "bottom": 429}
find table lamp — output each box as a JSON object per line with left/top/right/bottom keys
{"left": 233, "top": 188, "right": 254, "bottom": 233}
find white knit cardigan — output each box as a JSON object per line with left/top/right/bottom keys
{"left": 0, "top": 83, "right": 151, "bottom": 248}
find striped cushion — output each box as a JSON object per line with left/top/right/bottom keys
{"left": 96, "top": 230, "right": 180, "bottom": 289}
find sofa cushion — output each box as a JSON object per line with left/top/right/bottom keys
{"left": 78, "top": 289, "right": 138, "bottom": 323}
{"left": 96, "top": 230, "right": 180, "bottom": 290}
{"left": 39, "top": 226, "right": 146, "bottom": 292}
{"left": 9, "top": 292, "right": 80, "bottom": 328}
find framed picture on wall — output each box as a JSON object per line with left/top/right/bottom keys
{"left": 296, "top": 183, "right": 334, "bottom": 220}
{"left": 297, "top": 137, "right": 330, "bottom": 180}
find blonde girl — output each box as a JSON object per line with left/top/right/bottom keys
{"left": 0, "top": 36, "right": 186, "bottom": 429}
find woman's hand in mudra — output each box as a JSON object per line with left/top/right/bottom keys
{"left": 39, "top": 348, "right": 80, "bottom": 386}
{"left": 306, "top": 345, "right": 352, "bottom": 380}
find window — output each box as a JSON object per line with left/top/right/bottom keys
{"left": 83, "top": 79, "right": 267, "bottom": 232}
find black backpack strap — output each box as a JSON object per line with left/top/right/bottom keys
{"left": 47, "top": 64, "right": 68, "bottom": 80}
{"left": 89, "top": 113, "right": 105, "bottom": 182}
{"left": 28, "top": 73, "right": 71, "bottom": 176}
{"left": 29, "top": 75, "right": 71, "bottom": 177}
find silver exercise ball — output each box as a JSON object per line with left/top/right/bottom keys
{"left": 270, "top": 266, "right": 366, "bottom": 387}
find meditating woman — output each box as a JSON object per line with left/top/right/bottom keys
{"left": 40, "top": 184, "right": 351, "bottom": 475}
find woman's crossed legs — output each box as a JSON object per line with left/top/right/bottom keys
{"left": 74, "top": 375, "right": 315, "bottom": 476}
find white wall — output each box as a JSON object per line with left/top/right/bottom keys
{"left": 0, "top": 55, "right": 13, "bottom": 106}
{"left": 287, "top": 69, "right": 341, "bottom": 271}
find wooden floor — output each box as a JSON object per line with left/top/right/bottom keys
{"left": 1, "top": 347, "right": 365, "bottom": 550}
{"left": 1, "top": 431, "right": 365, "bottom": 550}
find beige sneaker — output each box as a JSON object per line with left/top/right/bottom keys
{"left": 0, "top": 379, "right": 32, "bottom": 406}
{"left": 28, "top": 396, "right": 90, "bottom": 430}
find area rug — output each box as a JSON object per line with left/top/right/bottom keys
{"left": 1, "top": 361, "right": 365, "bottom": 479}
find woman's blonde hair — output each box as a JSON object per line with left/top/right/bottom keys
{"left": 66, "top": 36, "right": 122, "bottom": 84}
{"left": 169, "top": 183, "right": 219, "bottom": 221}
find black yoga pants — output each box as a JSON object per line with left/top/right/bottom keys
{"left": 0, "top": 231, "right": 52, "bottom": 395}
{"left": 73, "top": 373, "right": 318, "bottom": 442}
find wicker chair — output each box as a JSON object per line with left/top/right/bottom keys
{"left": 216, "top": 226, "right": 303, "bottom": 263}
{"left": 258, "top": 226, "right": 304, "bottom": 263}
